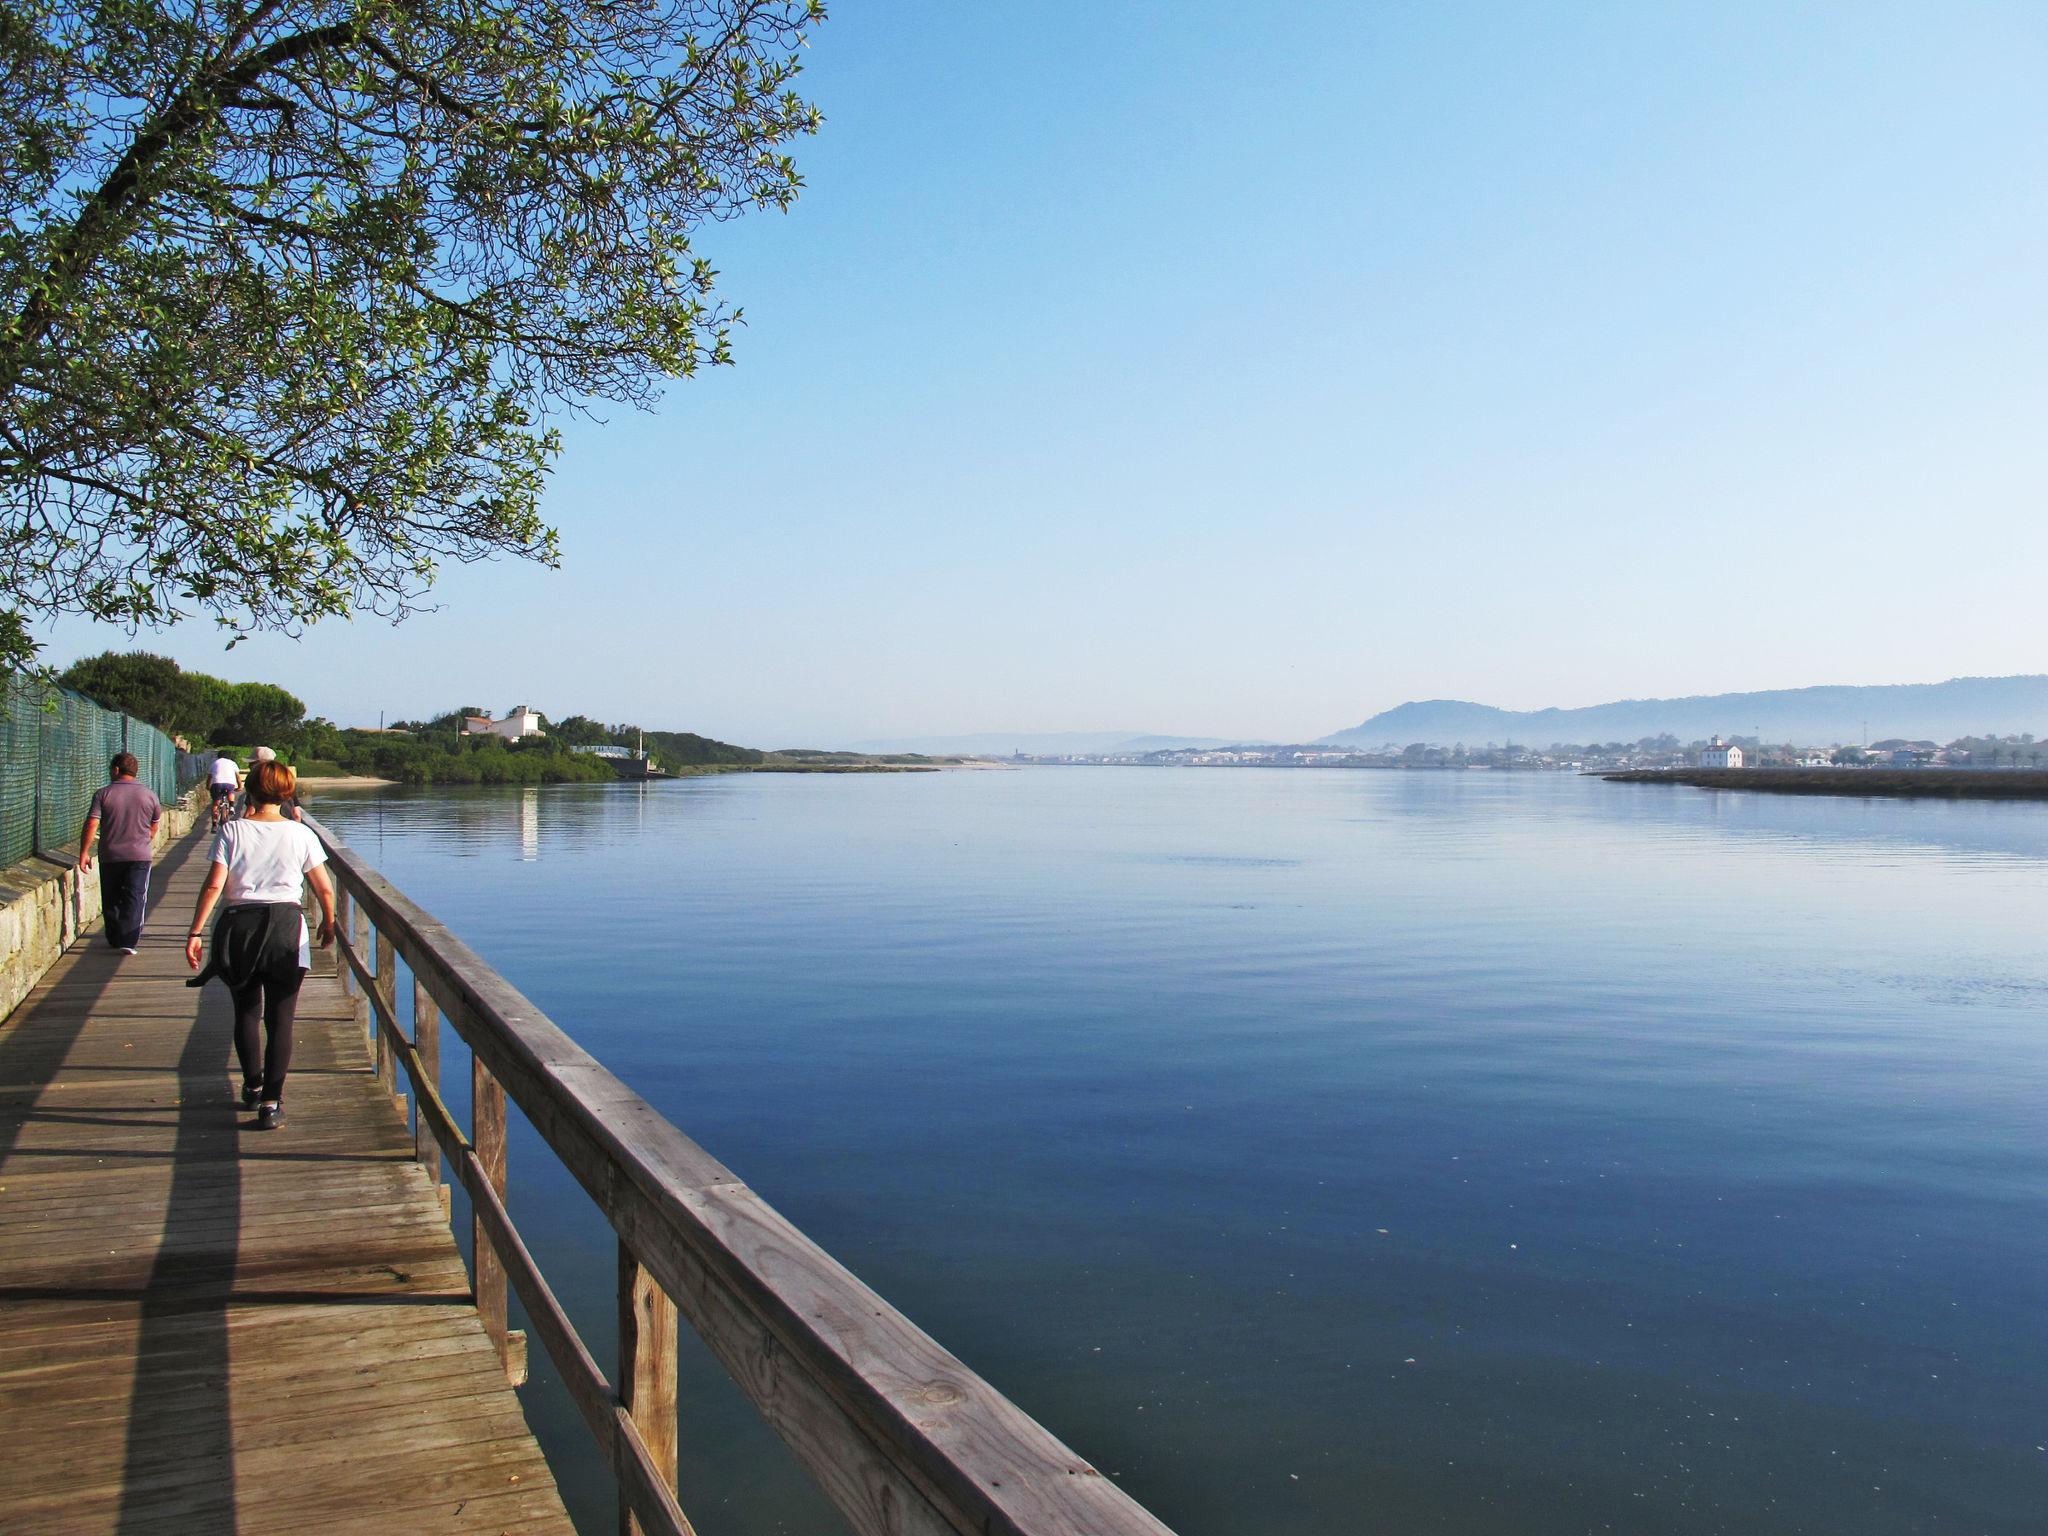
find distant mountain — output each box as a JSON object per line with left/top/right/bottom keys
{"left": 844, "top": 731, "right": 1253, "bottom": 757}
{"left": 1319, "top": 676, "right": 2048, "bottom": 749}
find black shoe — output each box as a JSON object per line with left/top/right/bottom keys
{"left": 240, "top": 1081, "right": 262, "bottom": 1110}
{"left": 254, "top": 1102, "right": 285, "bottom": 1131}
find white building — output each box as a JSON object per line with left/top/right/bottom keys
{"left": 463, "top": 705, "right": 546, "bottom": 742}
{"left": 1698, "top": 736, "right": 1744, "bottom": 769}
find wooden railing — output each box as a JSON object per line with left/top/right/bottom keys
{"left": 306, "top": 814, "right": 1178, "bottom": 1536}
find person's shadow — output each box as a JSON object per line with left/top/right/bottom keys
{"left": 0, "top": 834, "right": 241, "bottom": 1526}
{"left": 112, "top": 834, "right": 244, "bottom": 1529}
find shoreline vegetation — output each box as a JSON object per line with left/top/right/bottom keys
{"left": 1602, "top": 768, "right": 2048, "bottom": 800}
{"left": 299, "top": 736, "right": 967, "bottom": 785}
{"left": 283, "top": 749, "right": 960, "bottom": 786}
{"left": 298, "top": 756, "right": 967, "bottom": 789}
{"left": 56, "top": 650, "right": 970, "bottom": 785}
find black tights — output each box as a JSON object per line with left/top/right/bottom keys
{"left": 231, "top": 971, "right": 304, "bottom": 1102}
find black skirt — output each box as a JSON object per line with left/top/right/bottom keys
{"left": 187, "top": 901, "right": 304, "bottom": 992}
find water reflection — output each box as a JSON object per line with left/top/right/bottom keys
{"left": 314, "top": 771, "right": 2048, "bottom": 1536}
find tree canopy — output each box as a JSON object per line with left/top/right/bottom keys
{"left": 1, "top": 0, "right": 824, "bottom": 670}
{"left": 59, "top": 647, "right": 303, "bottom": 740}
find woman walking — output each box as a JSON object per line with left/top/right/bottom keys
{"left": 184, "top": 760, "right": 337, "bottom": 1130}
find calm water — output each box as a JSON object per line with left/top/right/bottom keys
{"left": 312, "top": 770, "right": 2048, "bottom": 1536}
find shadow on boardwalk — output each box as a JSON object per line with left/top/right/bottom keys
{"left": 0, "top": 829, "right": 572, "bottom": 1534}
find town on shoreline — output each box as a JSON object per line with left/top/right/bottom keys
{"left": 1002, "top": 731, "right": 2045, "bottom": 774}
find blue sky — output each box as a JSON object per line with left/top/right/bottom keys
{"left": 40, "top": 2, "right": 2048, "bottom": 746}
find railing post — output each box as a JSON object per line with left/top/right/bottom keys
{"left": 334, "top": 886, "right": 353, "bottom": 997}
{"left": 618, "top": 1241, "right": 681, "bottom": 1535}
{"left": 414, "top": 977, "right": 443, "bottom": 1196}
{"left": 350, "top": 899, "right": 369, "bottom": 1037}
{"left": 373, "top": 927, "right": 397, "bottom": 1096}
{"left": 472, "top": 1054, "right": 525, "bottom": 1385}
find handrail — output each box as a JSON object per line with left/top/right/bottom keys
{"left": 303, "top": 813, "right": 1177, "bottom": 1536}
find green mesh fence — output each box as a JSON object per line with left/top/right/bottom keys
{"left": 1, "top": 677, "right": 191, "bottom": 868}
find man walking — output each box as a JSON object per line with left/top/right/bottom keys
{"left": 78, "top": 753, "right": 163, "bottom": 955}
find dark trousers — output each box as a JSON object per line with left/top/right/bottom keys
{"left": 100, "top": 859, "right": 150, "bottom": 949}
{"left": 231, "top": 971, "right": 305, "bottom": 1102}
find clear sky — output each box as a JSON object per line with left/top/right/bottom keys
{"left": 38, "top": 2, "right": 2048, "bottom": 746}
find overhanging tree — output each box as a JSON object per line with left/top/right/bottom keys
{"left": 0, "top": 0, "right": 823, "bottom": 669}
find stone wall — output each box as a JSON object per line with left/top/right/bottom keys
{"left": 0, "top": 785, "right": 208, "bottom": 1022}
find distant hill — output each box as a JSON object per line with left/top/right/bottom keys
{"left": 1319, "top": 676, "right": 2048, "bottom": 749}
{"left": 844, "top": 731, "right": 1253, "bottom": 756}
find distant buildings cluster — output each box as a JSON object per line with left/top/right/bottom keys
{"left": 1003, "top": 731, "right": 2044, "bottom": 773}
{"left": 462, "top": 705, "right": 546, "bottom": 742}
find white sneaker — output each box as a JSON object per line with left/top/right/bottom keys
{"left": 119, "top": 946, "right": 138, "bottom": 955}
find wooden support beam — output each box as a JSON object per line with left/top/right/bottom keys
{"left": 350, "top": 900, "right": 369, "bottom": 1034}
{"left": 373, "top": 928, "right": 397, "bottom": 1096}
{"left": 414, "top": 976, "right": 442, "bottom": 1186}
{"left": 619, "top": 1242, "right": 682, "bottom": 1536}
{"left": 334, "top": 886, "right": 353, "bottom": 999}
{"left": 472, "top": 1052, "right": 518, "bottom": 1385}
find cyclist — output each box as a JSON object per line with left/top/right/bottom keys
{"left": 207, "top": 753, "right": 243, "bottom": 829}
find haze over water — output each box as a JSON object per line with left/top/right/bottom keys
{"left": 315, "top": 770, "right": 2048, "bottom": 1535}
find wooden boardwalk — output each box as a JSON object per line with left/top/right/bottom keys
{"left": 0, "top": 829, "right": 574, "bottom": 1534}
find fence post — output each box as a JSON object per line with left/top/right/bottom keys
{"left": 618, "top": 1241, "right": 681, "bottom": 1536}
{"left": 32, "top": 704, "right": 44, "bottom": 858}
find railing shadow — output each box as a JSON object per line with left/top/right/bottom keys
{"left": 0, "top": 865, "right": 136, "bottom": 1166}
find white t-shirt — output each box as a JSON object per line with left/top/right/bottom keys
{"left": 211, "top": 819, "right": 326, "bottom": 966}
{"left": 209, "top": 757, "right": 240, "bottom": 787}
